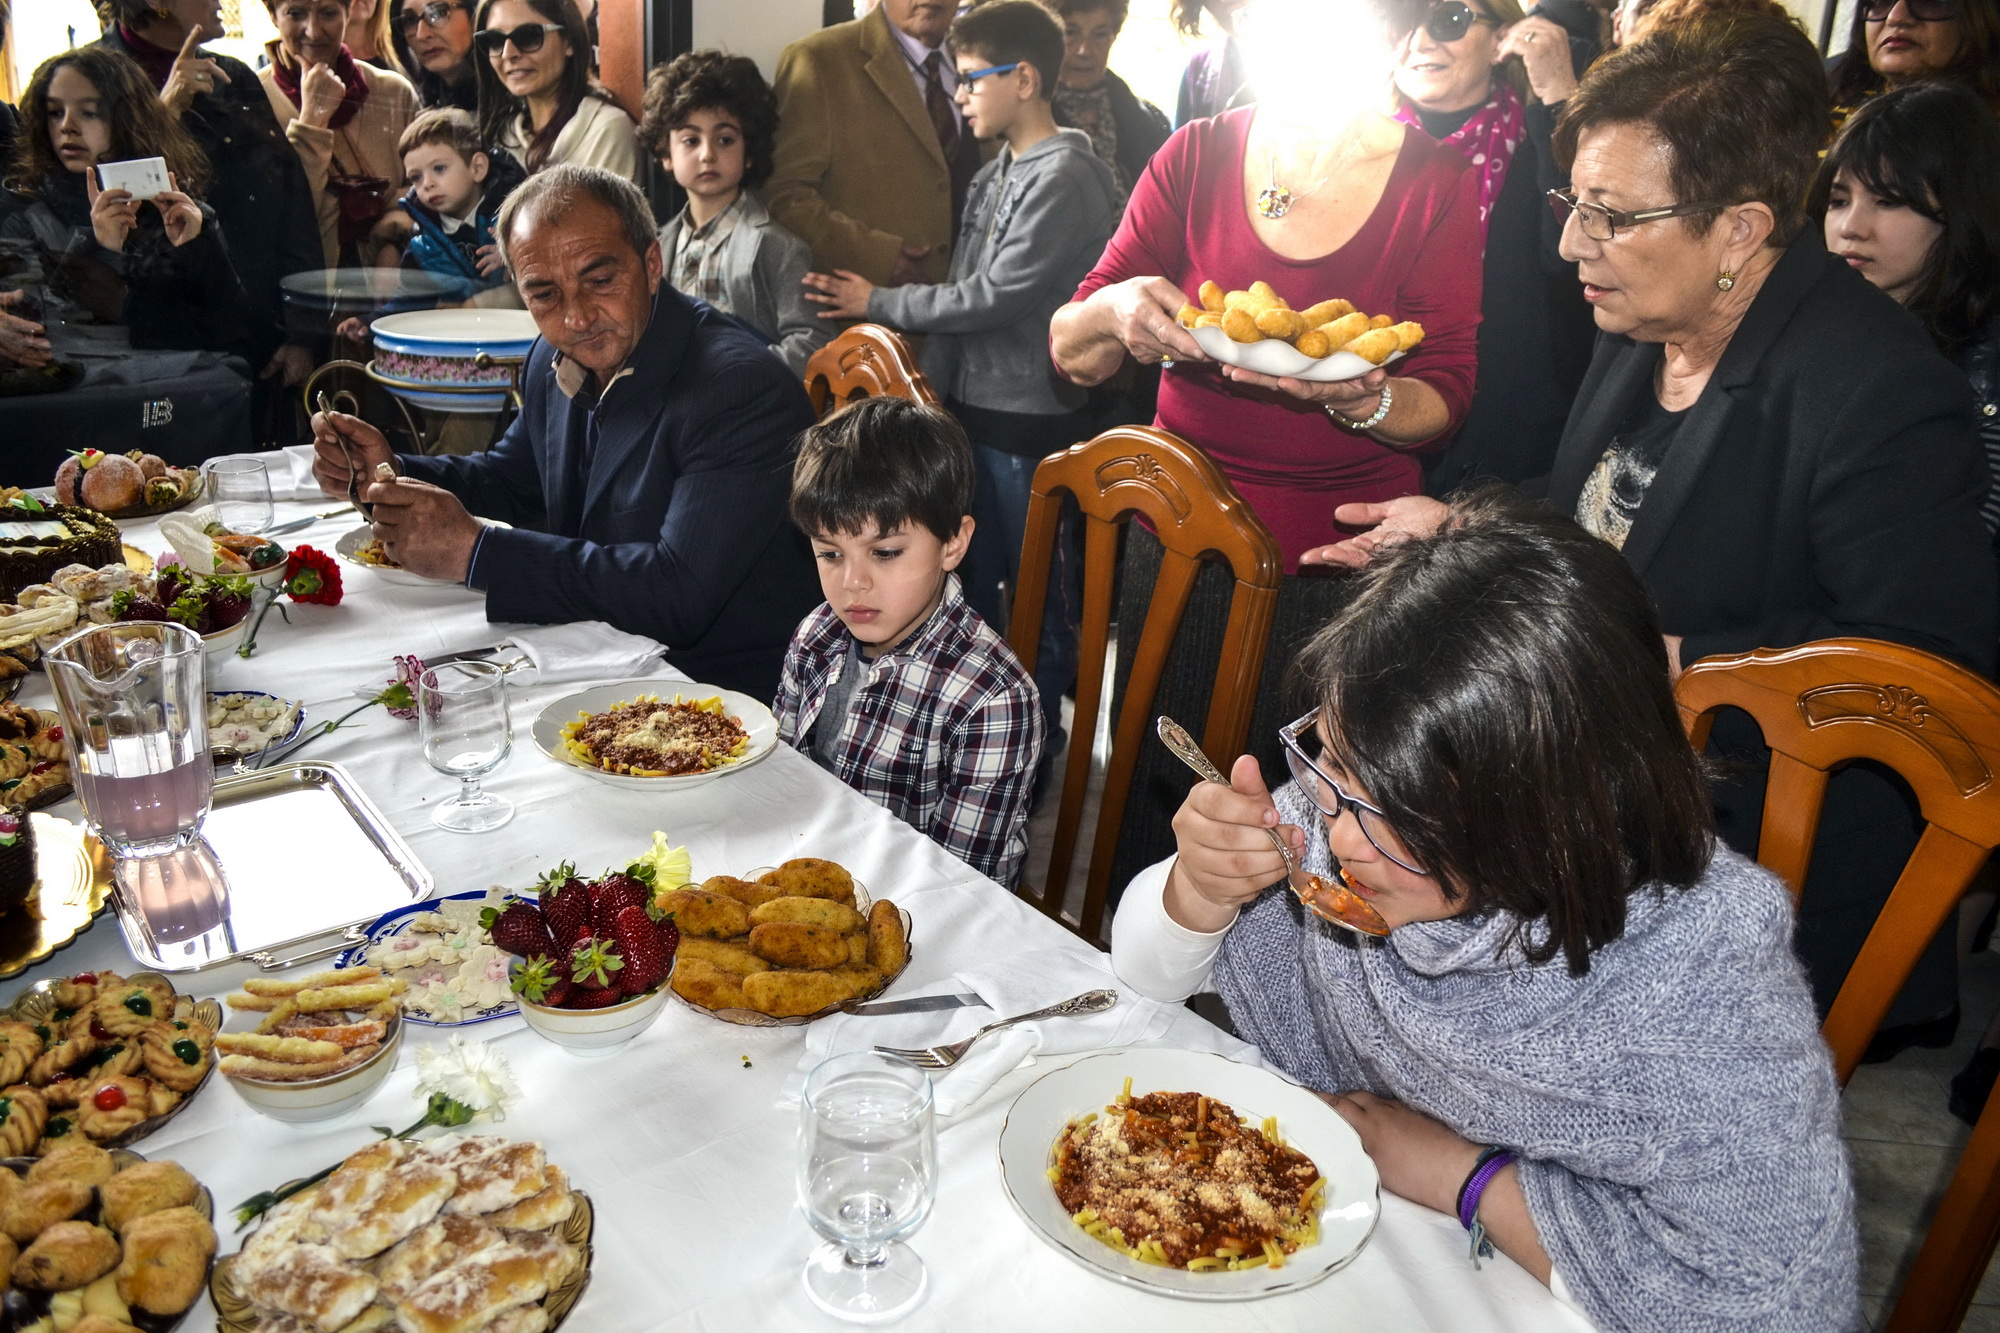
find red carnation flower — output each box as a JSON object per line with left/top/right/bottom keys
{"left": 284, "top": 546, "right": 343, "bottom": 607}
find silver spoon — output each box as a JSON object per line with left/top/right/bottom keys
{"left": 1155, "top": 716, "right": 1390, "bottom": 937}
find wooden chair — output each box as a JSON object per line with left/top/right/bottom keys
{"left": 1675, "top": 638, "right": 2000, "bottom": 1333}
{"left": 801, "top": 325, "right": 939, "bottom": 419}
{"left": 1007, "top": 425, "right": 1281, "bottom": 946}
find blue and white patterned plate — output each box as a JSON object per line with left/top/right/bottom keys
{"left": 207, "top": 690, "right": 304, "bottom": 761}
{"left": 337, "top": 890, "right": 519, "bottom": 1028}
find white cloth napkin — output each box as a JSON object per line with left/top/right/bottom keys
{"left": 779, "top": 947, "right": 1173, "bottom": 1118}
{"left": 262, "top": 446, "right": 323, "bottom": 501}
{"left": 495, "top": 622, "right": 671, "bottom": 685}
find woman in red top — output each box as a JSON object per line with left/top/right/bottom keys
{"left": 1052, "top": 0, "right": 1483, "bottom": 892}
{"left": 1054, "top": 0, "right": 1482, "bottom": 567}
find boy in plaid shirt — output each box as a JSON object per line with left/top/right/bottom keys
{"left": 774, "top": 398, "right": 1043, "bottom": 886}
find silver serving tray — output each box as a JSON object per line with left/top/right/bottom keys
{"left": 115, "top": 762, "right": 433, "bottom": 972}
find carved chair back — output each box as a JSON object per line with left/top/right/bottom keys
{"left": 1675, "top": 637, "right": 2000, "bottom": 1333}
{"left": 801, "top": 325, "right": 939, "bottom": 419}
{"left": 1008, "top": 426, "right": 1281, "bottom": 945}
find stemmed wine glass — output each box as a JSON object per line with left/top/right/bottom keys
{"left": 417, "top": 660, "right": 513, "bottom": 832}
{"left": 797, "top": 1052, "right": 937, "bottom": 1323}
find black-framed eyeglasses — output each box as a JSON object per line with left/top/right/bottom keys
{"left": 396, "top": 1, "right": 466, "bottom": 34}
{"left": 957, "top": 61, "right": 1021, "bottom": 92}
{"left": 1278, "top": 712, "right": 1429, "bottom": 876}
{"left": 1546, "top": 188, "right": 1729, "bottom": 241}
{"left": 1423, "top": 0, "right": 1500, "bottom": 42}
{"left": 1862, "top": 0, "right": 1957, "bottom": 19}
{"left": 474, "top": 21, "right": 566, "bottom": 55}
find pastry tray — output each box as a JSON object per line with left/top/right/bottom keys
{"left": 115, "top": 761, "right": 433, "bottom": 972}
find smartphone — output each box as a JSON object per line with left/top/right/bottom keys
{"left": 94, "top": 157, "right": 171, "bottom": 202}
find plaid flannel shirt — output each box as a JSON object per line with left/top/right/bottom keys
{"left": 773, "top": 577, "right": 1043, "bottom": 886}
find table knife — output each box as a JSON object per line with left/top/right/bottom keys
{"left": 267, "top": 505, "right": 356, "bottom": 537}
{"left": 842, "top": 992, "right": 986, "bottom": 1016}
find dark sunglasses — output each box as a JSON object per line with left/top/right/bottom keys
{"left": 1424, "top": 0, "right": 1500, "bottom": 42}
{"left": 1862, "top": 0, "right": 1957, "bottom": 19}
{"left": 396, "top": 1, "right": 466, "bottom": 34}
{"left": 475, "top": 21, "right": 566, "bottom": 55}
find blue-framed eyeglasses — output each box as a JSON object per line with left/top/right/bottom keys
{"left": 1278, "top": 712, "right": 1430, "bottom": 876}
{"left": 957, "top": 61, "right": 1021, "bottom": 91}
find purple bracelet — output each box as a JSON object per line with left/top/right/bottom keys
{"left": 1457, "top": 1147, "right": 1517, "bottom": 1230}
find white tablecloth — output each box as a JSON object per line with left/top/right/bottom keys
{"left": 9, "top": 491, "right": 1595, "bottom": 1332}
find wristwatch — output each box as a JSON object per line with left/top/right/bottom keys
{"left": 1328, "top": 380, "right": 1394, "bottom": 432}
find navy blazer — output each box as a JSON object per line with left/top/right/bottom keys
{"left": 1546, "top": 232, "right": 1998, "bottom": 676}
{"left": 400, "top": 287, "right": 821, "bottom": 700}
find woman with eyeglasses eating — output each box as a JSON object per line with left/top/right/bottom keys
{"left": 1828, "top": 0, "right": 2000, "bottom": 129}
{"left": 1111, "top": 486, "right": 1859, "bottom": 1332}
{"left": 1317, "top": 11, "right": 1996, "bottom": 1056}
{"left": 392, "top": 0, "right": 479, "bottom": 110}
{"left": 1392, "top": 0, "right": 1596, "bottom": 489}
{"left": 473, "top": 0, "right": 637, "bottom": 179}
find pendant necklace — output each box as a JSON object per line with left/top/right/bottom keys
{"left": 1257, "top": 148, "right": 1334, "bottom": 220}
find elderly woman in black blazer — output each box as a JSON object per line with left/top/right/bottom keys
{"left": 1315, "top": 9, "right": 1998, "bottom": 1046}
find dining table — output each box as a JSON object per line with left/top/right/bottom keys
{"left": 4, "top": 478, "right": 1599, "bottom": 1333}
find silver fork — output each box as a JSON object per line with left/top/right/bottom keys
{"left": 873, "top": 989, "right": 1119, "bottom": 1069}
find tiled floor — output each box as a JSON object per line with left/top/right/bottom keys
{"left": 1021, "top": 678, "right": 2000, "bottom": 1330}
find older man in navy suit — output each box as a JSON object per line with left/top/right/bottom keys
{"left": 311, "top": 165, "right": 820, "bottom": 700}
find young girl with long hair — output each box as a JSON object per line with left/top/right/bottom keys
{"left": 2, "top": 48, "right": 248, "bottom": 354}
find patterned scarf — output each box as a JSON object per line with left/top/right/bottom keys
{"left": 1395, "top": 81, "right": 1526, "bottom": 234}
{"left": 1052, "top": 82, "right": 1126, "bottom": 201}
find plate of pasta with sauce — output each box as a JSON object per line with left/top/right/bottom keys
{"left": 529, "top": 681, "right": 778, "bottom": 790}
{"left": 996, "top": 1049, "right": 1380, "bottom": 1300}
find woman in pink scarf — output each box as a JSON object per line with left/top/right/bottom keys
{"left": 1394, "top": 0, "right": 1598, "bottom": 492}
{"left": 258, "top": 0, "right": 421, "bottom": 266}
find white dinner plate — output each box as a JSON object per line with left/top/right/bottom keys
{"left": 531, "top": 681, "right": 779, "bottom": 790}
{"left": 997, "top": 1048, "right": 1380, "bottom": 1301}
{"left": 334, "top": 524, "right": 449, "bottom": 586}
{"left": 1187, "top": 323, "right": 1405, "bottom": 383}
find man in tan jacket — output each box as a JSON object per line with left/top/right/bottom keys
{"left": 766, "top": 0, "right": 981, "bottom": 287}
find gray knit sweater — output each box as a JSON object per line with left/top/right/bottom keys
{"left": 1211, "top": 781, "right": 1860, "bottom": 1333}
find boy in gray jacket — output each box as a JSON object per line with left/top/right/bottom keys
{"left": 802, "top": 0, "right": 1120, "bottom": 759}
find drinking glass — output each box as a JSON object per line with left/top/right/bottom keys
{"left": 417, "top": 660, "right": 513, "bottom": 832}
{"left": 202, "top": 456, "right": 275, "bottom": 534}
{"left": 796, "top": 1052, "right": 937, "bottom": 1323}
{"left": 45, "top": 621, "right": 212, "bottom": 858}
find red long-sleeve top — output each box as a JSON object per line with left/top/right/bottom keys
{"left": 1073, "top": 108, "right": 1484, "bottom": 570}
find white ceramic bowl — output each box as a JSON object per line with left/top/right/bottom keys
{"left": 201, "top": 617, "right": 249, "bottom": 659}
{"left": 223, "top": 1013, "right": 404, "bottom": 1122}
{"left": 369, "top": 309, "right": 539, "bottom": 413}
{"left": 517, "top": 986, "right": 667, "bottom": 1055}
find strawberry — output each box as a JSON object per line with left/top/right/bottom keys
{"left": 536, "top": 862, "right": 594, "bottom": 947}
{"left": 567, "top": 986, "right": 627, "bottom": 1009}
{"left": 609, "top": 904, "right": 667, "bottom": 996}
{"left": 654, "top": 913, "right": 680, "bottom": 964}
{"left": 205, "top": 581, "right": 253, "bottom": 630}
{"left": 509, "top": 955, "right": 571, "bottom": 1007}
{"left": 481, "top": 899, "right": 555, "bottom": 960}
{"left": 590, "top": 873, "right": 652, "bottom": 931}
{"left": 155, "top": 568, "right": 187, "bottom": 607}
{"left": 569, "top": 935, "right": 624, "bottom": 990}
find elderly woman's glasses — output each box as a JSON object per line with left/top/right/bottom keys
{"left": 396, "top": 1, "right": 466, "bottom": 34}
{"left": 1546, "top": 189, "right": 1728, "bottom": 241}
{"left": 1278, "top": 713, "right": 1429, "bottom": 876}
{"left": 475, "top": 21, "right": 565, "bottom": 55}
{"left": 1424, "top": 0, "right": 1500, "bottom": 42}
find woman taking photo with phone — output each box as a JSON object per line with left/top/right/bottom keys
{"left": 474, "top": 0, "right": 638, "bottom": 178}
{"left": 2, "top": 49, "right": 248, "bottom": 355}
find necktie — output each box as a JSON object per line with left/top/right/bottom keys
{"left": 921, "top": 52, "right": 957, "bottom": 157}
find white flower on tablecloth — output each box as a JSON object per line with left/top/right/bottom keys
{"left": 414, "top": 1035, "right": 521, "bottom": 1121}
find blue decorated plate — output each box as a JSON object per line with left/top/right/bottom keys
{"left": 207, "top": 690, "right": 304, "bottom": 761}
{"left": 337, "top": 890, "right": 520, "bottom": 1028}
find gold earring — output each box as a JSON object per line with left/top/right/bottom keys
{"left": 1716, "top": 270, "right": 1736, "bottom": 291}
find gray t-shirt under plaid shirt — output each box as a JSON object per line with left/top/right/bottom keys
{"left": 810, "top": 637, "right": 866, "bottom": 771}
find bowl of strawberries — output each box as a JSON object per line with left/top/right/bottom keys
{"left": 110, "top": 563, "right": 255, "bottom": 659}
{"left": 485, "top": 857, "right": 681, "bottom": 1056}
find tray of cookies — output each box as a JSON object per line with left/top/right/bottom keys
{"left": 0, "top": 972, "right": 220, "bottom": 1157}
{"left": 0, "top": 1143, "right": 217, "bottom": 1331}
{"left": 211, "top": 1134, "right": 593, "bottom": 1333}
{"left": 664, "top": 858, "right": 912, "bottom": 1027}
{"left": 1175, "top": 279, "right": 1424, "bottom": 383}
